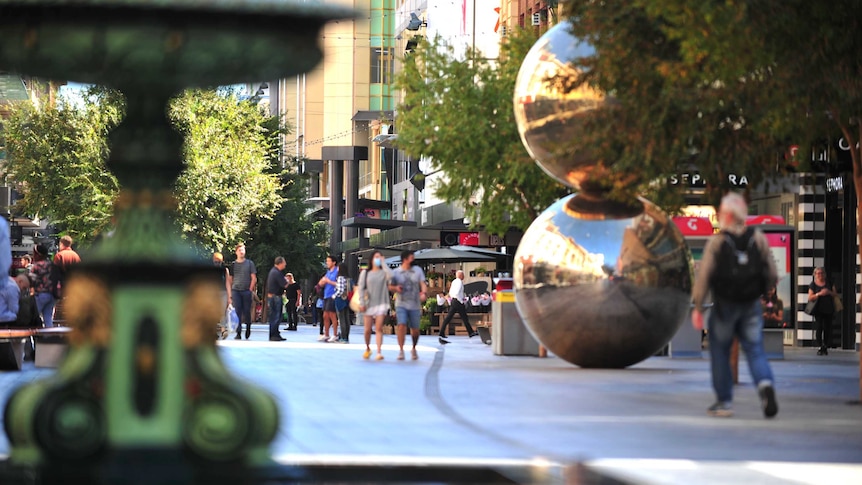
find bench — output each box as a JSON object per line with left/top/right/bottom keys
{"left": 33, "top": 327, "right": 72, "bottom": 368}
{"left": 430, "top": 312, "right": 491, "bottom": 336}
{"left": 0, "top": 329, "right": 35, "bottom": 371}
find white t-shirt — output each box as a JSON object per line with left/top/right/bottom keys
{"left": 448, "top": 277, "right": 465, "bottom": 303}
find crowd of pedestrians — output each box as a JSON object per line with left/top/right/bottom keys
{"left": 218, "top": 246, "right": 446, "bottom": 362}
{"left": 0, "top": 224, "right": 81, "bottom": 360}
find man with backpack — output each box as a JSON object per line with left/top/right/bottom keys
{"left": 691, "top": 192, "right": 779, "bottom": 419}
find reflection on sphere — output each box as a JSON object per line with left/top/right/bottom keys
{"left": 513, "top": 20, "right": 614, "bottom": 190}
{"left": 514, "top": 194, "right": 694, "bottom": 368}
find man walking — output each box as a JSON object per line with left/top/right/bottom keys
{"left": 389, "top": 250, "right": 427, "bottom": 360}
{"left": 284, "top": 272, "right": 302, "bottom": 331}
{"left": 265, "top": 257, "right": 288, "bottom": 341}
{"left": 227, "top": 243, "right": 257, "bottom": 340}
{"left": 438, "top": 270, "right": 478, "bottom": 344}
{"left": 318, "top": 255, "right": 339, "bottom": 342}
{"left": 692, "top": 192, "right": 778, "bottom": 418}
{"left": 51, "top": 235, "right": 81, "bottom": 300}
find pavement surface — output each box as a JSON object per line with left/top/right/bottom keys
{"left": 1, "top": 321, "right": 861, "bottom": 484}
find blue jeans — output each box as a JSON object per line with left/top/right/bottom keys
{"left": 708, "top": 299, "right": 774, "bottom": 403}
{"left": 395, "top": 307, "right": 421, "bottom": 330}
{"left": 267, "top": 296, "right": 282, "bottom": 337}
{"left": 231, "top": 289, "right": 253, "bottom": 335}
{"left": 35, "top": 292, "right": 56, "bottom": 328}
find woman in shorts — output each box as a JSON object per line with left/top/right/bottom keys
{"left": 357, "top": 251, "right": 391, "bottom": 360}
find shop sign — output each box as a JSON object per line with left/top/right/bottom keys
{"left": 825, "top": 175, "right": 844, "bottom": 193}
{"left": 672, "top": 217, "right": 714, "bottom": 236}
{"left": 668, "top": 173, "right": 749, "bottom": 187}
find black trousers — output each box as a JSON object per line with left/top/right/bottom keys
{"left": 286, "top": 299, "right": 298, "bottom": 327}
{"left": 440, "top": 299, "right": 474, "bottom": 336}
{"left": 814, "top": 313, "right": 833, "bottom": 348}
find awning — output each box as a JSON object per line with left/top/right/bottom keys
{"left": 341, "top": 217, "right": 414, "bottom": 230}
{"left": 352, "top": 110, "right": 394, "bottom": 121}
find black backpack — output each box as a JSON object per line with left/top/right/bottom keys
{"left": 710, "top": 227, "right": 766, "bottom": 301}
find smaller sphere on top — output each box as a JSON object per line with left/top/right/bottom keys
{"left": 513, "top": 20, "right": 616, "bottom": 191}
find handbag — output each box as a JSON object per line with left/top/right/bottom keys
{"left": 804, "top": 299, "right": 818, "bottom": 315}
{"left": 349, "top": 290, "right": 361, "bottom": 313}
{"left": 833, "top": 294, "right": 844, "bottom": 313}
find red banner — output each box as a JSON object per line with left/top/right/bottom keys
{"left": 746, "top": 215, "right": 785, "bottom": 226}
{"left": 672, "top": 217, "right": 714, "bottom": 236}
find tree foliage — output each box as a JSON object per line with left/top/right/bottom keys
{"left": 2, "top": 87, "right": 122, "bottom": 241}
{"left": 394, "top": 29, "right": 569, "bottom": 235}
{"left": 558, "top": 1, "right": 862, "bottom": 208}
{"left": 1, "top": 87, "right": 293, "bottom": 251}
{"left": 169, "top": 89, "right": 282, "bottom": 251}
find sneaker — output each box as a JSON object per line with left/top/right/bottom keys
{"left": 758, "top": 383, "right": 778, "bottom": 418}
{"left": 317, "top": 335, "right": 328, "bottom": 342}
{"left": 707, "top": 402, "right": 733, "bottom": 417}
{"left": 327, "top": 336, "right": 339, "bottom": 343}
{"left": 375, "top": 353, "right": 384, "bottom": 361}
{"left": 363, "top": 349, "right": 372, "bottom": 359}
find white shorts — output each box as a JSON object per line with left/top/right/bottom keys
{"left": 364, "top": 303, "right": 390, "bottom": 317}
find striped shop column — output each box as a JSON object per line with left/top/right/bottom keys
{"left": 795, "top": 173, "right": 826, "bottom": 347}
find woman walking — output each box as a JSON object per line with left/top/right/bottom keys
{"left": 357, "top": 251, "right": 391, "bottom": 360}
{"left": 808, "top": 267, "right": 836, "bottom": 355}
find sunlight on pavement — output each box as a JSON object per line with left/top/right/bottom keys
{"left": 216, "top": 340, "right": 440, "bottom": 353}
{"left": 587, "top": 459, "right": 862, "bottom": 485}
{"left": 274, "top": 453, "right": 562, "bottom": 468}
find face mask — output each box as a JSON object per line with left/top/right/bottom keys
{"left": 373, "top": 257, "right": 383, "bottom": 268}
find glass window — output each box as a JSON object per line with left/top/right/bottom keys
{"left": 370, "top": 47, "right": 393, "bottom": 84}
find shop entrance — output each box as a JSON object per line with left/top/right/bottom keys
{"left": 824, "top": 174, "right": 857, "bottom": 350}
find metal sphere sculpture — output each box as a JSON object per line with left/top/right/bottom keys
{"left": 512, "top": 21, "right": 693, "bottom": 368}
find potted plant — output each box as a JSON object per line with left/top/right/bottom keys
{"left": 474, "top": 266, "right": 488, "bottom": 276}
{"left": 421, "top": 298, "right": 438, "bottom": 335}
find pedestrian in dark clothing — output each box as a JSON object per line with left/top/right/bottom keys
{"left": 284, "top": 273, "right": 302, "bottom": 331}
{"left": 227, "top": 243, "right": 257, "bottom": 340}
{"left": 692, "top": 192, "right": 778, "bottom": 419}
{"left": 808, "top": 267, "right": 836, "bottom": 355}
{"left": 265, "top": 256, "right": 288, "bottom": 341}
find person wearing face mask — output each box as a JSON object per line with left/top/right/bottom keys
{"left": 357, "top": 251, "right": 392, "bottom": 360}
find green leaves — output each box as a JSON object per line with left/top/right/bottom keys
{"left": 1, "top": 87, "right": 307, "bottom": 253}
{"left": 2, "top": 88, "right": 120, "bottom": 242}
{"left": 394, "top": 29, "right": 569, "bottom": 235}
{"left": 170, "top": 89, "right": 282, "bottom": 251}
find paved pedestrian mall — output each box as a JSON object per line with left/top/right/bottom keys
{"left": 2, "top": 323, "right": 861, "bottom": 484}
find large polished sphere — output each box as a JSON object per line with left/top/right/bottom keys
{"left": 513, "top": 20, "right": 614, "bottom": 191}
{"left": 513, "top": 194, "right": 693, "bottom": 368}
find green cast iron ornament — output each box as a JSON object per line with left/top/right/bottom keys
{"left": 0, "top": 0, "right": 353, "bottom": 470}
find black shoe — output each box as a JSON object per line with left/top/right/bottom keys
{"left": 234, "top": 333, "right": 242, "bottom": 340}
{"left": 468, "top": 332, "right": 479, "bottom": 338}
{"left": 758, "top": 383, "right": 778, "bottom": 418}
{"left": 824, "top": 347, "right": 828, "bottom": 355}
{"left": 439, "top": 337, "right": 450, "bottom": 345}
{"left": 817, "top": 347, "right": 824, "bottom": 355}
{"left": 245, "top": 328, "right": 251, "bottom": 339}
{"left": 269, "top": 335, "right": 286, "bottom": 341}
{"left": 288, "top": 326, "right": 297, "bottom": 331}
